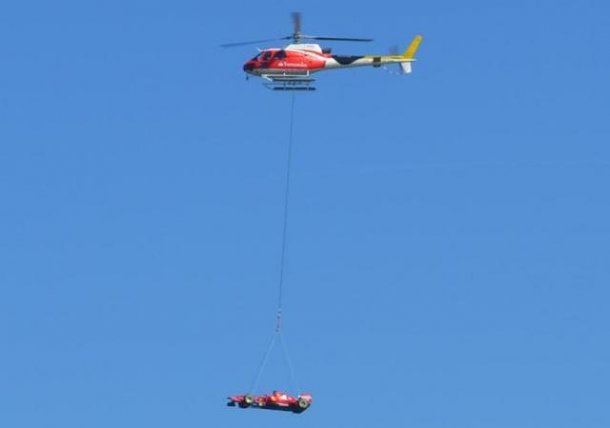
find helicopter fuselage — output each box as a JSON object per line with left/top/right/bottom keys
{"left": 243, "top": 43, "right": 406, "bottom": 76}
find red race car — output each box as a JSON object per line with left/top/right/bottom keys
{"left": 227, "top": 391, "right": 313, "bottom": 413}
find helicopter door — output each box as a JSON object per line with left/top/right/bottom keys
{"left": 274, "top": 50, "right": 287, "bottom": 67}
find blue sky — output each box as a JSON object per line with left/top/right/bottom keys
{"left": 1, "top": 0, "right": 609, "bottom": 427}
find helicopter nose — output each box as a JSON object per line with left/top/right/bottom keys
{"left": 243, "top": 62, "right": 254, "bottom": 72}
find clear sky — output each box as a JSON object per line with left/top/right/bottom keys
{"left": 1, "top": 0, "right": 609, "bottom": 427}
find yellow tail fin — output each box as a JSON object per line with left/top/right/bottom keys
{"left": 403, "top": 35, "right": 423, "bottom": 59}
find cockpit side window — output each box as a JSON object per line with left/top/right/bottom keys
{"left": 275, "top": 50, "right": 287, "bottom": 60}
{"left": 262, "top": 51, "right": 272, "bottom": 61}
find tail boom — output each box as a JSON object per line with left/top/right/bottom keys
{"left": 323, "top": 34, "right": 423, "bottom": 73}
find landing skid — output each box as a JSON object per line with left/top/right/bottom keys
{"left": 261, "top": 72, "right": 316, "bottom": 91}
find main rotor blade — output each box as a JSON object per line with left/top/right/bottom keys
{"left": 302, "top": 35, "right": 373, "bottom": 42}
{"left": 292, "top": 12, "right": 302, "bottom": 35}
{"left": 220, "top": 37, "right": 290, "bottom": 48}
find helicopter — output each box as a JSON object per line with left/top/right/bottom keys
{"left": 222, "top": 12, "right": 423, "bottom": 91}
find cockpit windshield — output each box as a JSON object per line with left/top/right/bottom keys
{"left": 249, "top": 50, "right": 286, "bottom": 62}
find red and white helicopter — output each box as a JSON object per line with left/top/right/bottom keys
{"left": 222, "top": 13, "right": 423, "bottom": 90}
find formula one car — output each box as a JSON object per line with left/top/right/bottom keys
{"left": 227, "top": 391, "right": 313, "bottom": 413}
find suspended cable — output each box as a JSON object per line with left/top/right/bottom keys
{"left": 248, "top": 94, "right": 300, "bottom": 396}
{"left": 249, "top": 332, "right": 278, "bottom": 394}
{"left": 276, "top": 93, "right": 296, "bottom": 328}
{"left": 279, "top": 333, "right": 301, "bottom": 393}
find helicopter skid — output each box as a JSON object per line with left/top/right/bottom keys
{"left": 261, "top": 72, "right": 316, "bottom": 91}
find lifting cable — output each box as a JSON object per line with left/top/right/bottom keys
{"left": 276, "top": 93, "right": 296, "bottom": 324}
{"left": 249, "top": 93, "right": 301, "bottom": 394}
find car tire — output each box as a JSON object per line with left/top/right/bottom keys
{"left": 243, "top": 395, "right": 254, "bottom": 407}
{"left": 297, "top": 397, "right": 310, "bottom": 409}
